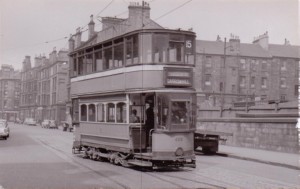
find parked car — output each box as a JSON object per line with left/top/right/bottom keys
{"left": 0, "top": 119, "right": 8, "bottom": 127}
{"left": 0, "top": 122, "right": 9, "bottom": 140}
{"left": 41, "top": 120, "right": 50, "bottom": 128}
{"left": 48, "top": 120, "right": 58, "bottom": 129}
{"left": 15, "top": 118, "right": 22, "bottom": 124}
{"left": 24, "top": 118, "right": 37, "bottom": 126}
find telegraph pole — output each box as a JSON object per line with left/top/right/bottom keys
{"left": 220, "top": 38, "right": 227, "bottom": 117}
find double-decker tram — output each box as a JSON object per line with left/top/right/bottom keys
{"left": 70, "top": 28, "right": 197, "bottom": 169}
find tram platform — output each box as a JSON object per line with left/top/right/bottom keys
{"left": 218, "top": 145, "right": 299, "bottom": 170}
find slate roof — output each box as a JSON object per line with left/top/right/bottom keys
{"left": 268, "top": 44, "right": 300, "bottom": 58}
{"left": 197, "top": 40, "right": 300, "bottom": 59}
{"left": 196, "top": 40, "right": 271, "bottom": 58}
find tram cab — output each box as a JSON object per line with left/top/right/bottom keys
{"left": 128, "top": 91, "right": 196, "bottom": 159}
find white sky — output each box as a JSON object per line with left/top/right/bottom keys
{"left": 0, "top": 0, "right": 299, "bottom": 70}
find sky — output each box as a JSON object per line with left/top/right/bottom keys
{"left": 0, "top": 0, "right": 299, "bottom": 70}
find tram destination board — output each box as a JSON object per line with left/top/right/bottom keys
{"left": 163, "top": 67, "right": 193, "bottom": 87}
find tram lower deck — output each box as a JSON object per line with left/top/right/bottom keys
{"left": 72, "top": 91, "right": 196, "bottom": 168}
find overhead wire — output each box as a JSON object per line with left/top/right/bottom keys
{"left": 2, "top": 0, "right": 192, "bottom": 53}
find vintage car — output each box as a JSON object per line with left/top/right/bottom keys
{"left": 0, "top": 121, "right": 9, "bottom": 140}
{"left": 41, "top": 120, "right": 50, "bottom": 128}
{"left": 24, "top": 118, "right": 37, "bottom": 126}
{"left": 48, "top": 120, "right": 58, "bottom": 129}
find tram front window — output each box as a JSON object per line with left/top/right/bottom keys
{"left": 171, "top": 101, "right": 188, "bottom": 124}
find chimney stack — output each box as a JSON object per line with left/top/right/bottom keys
{"left": 284, "top": 38, "right": 290, "bottom": 45}
{"left": 229, "top": 34, "right": 240, "bottom": 53}
{"left": 88, "top": 14, "right": 95, "bottom": 39}
{"left": 68, "top": 34, "right": 75, "bottom": 51}
{"left": 75, "top": 27, "right": 82, "bottom": 48}
{"left": 253, "top": 31, "right": 269, "bottom": 50}
{"left": 128, "top": 1, "right": 150, "bottom": 27}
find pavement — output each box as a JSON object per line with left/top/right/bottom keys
{"left": 218, "top": 145, "right": 300, "bottom": 170}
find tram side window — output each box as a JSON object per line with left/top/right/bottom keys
{"left": 104, "top": 47, "right": 113, "bottom": 70}
{"left": 157, "top": 95, "right": 169, "bottom": 127}
{"left": 126, "top": 38, "right": 133, "bottom": 65}
{"left": 107, "top": 103, "right": 115, "bottom": 122}
{"left": 169, "top": 42, "right": 184, "bottom": 63}
{"left": 171, "top": 101, "right": 188, "bottom": 124}
{"left": 95, "top": 51, "right": 103, "bottom": 71}
{"left": 78, "top": 56, "right": 85, "bottom": 75}
{"left": 116, "top": 102, "right": 126, "bottom": 123}
{"left": 139, "top": 34, "right": 152, "bottom": 63}
{"left": 153, "top": 34, "right": 168, "bottom": 63}
{"left": 114, "top": 43, "right": 124, "bottom": 68}
{"left": 88, "top": 104, "right": 96, "bottom": 122}
{"left": 86, "top": 54, "right": 93, "bottom": 74}
{"left": 97, "top": 103, "right": 105, "bottom": 122}
{"left": 72, "top": 56, "right": 77, "bottom": 77}
{"left": 132, "top": 35, "right": 139, "bottom": 64}
{"left": 80, "top": 104, "right": 87, "bottom": 121}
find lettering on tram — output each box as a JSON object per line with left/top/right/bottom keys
{"left": 70, "top": 5, "right": 197, "bottom": 169}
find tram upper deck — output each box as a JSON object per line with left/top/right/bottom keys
{"left": 69, "top": 29, "right": 196, "bottom": 97}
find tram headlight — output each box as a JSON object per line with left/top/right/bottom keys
{"left": 175, "top": 147, "right": 184, "bottom": 156}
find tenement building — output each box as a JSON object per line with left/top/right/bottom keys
{"left": 195, "top": 32, "right": 299, "bottom": 111}
{"left": 0, "top": 64, "right": 21, "bottom": 121}
{"left": 20, "top": 49, "right": 69, "bottom": 124}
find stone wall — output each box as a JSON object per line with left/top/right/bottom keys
{"left": 197, "top": 118, "right": 299, "bottom": 153}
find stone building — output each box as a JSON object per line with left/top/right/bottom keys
{"left": 0, "top": 64, "right": 21, "bottom": 121}
{"left": 195, "top": 32, "right": 299, "bottom": 113}
{"left": 20, "top": 56, "right": 40, "bottom": 121}
{"left": 20, "top": 49, "right": 69, "bottom": 124}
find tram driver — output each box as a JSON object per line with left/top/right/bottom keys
{"left": 145, "top": 99, "right": 154, "bottom": 147}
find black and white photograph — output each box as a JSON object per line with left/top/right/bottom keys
{"left": 0, "top": 0, "right": 299, "bottom": 188}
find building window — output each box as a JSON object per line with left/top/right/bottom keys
{"left": 280, "top": 61, "right": 287, "bottom": 71}
{"left": 295, "top": 85, "right": 299, "bottom": 96}
{"left": 231, "top": 68, "right": 236, "bottom": 76}
{"left": 204, "top": 74, "right": 211, "bottom": 86}
{"left": 231, "top": 84, "right": 236, "bottom": 93}
{"left": 251, "top": 59, "right": 256, "bottom": 71}
{"left": 261, "top": 95, "right": 267, "bottom": 101}
{"left": 280, "top": 94, "right": 286, "bottom": 101}
{"left": 88, "top": 104, "right": 96, "bottom": 122}
{"left": 239, "top": 76, "right": 246, "bottom": 88}
{"left": 80, "top": 104, "right": 87, "bottom": 121}
{"left": 261, "top": 77, "right": 267, "bottom": 88}
{"left": 205, "top": 56, "right": 212, "bottom": 68}
{"left": 280, "top": 77, "right": 286, "bottom": 88}
{"left": 219, "top": 82, "right": 223, "bottom": 92}
{"left": 240, "top": 59, "right": 246, "bottom": 70}
{"left": 262, "top": 60, "right": 267, "bottom": 70}
{"left": 251, "top": 76, "right": 255, "bottom": 88}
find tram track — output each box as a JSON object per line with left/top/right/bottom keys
{"left": 36, "top": 136, "right": 232, "bottom": 188}
{"left": 34, "top": 137, "right": 132, "bottom": 189}
{"left": 145, "top": 170, "right": 228, "bottom": 189}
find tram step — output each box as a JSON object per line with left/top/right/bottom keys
{"left": 127, "top": 159, "right": 153, "bottom": 167}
